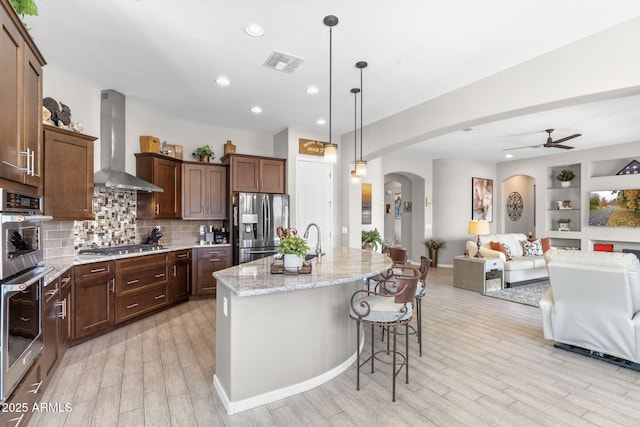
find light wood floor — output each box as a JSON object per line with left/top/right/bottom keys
{"left": 29, "top": 267, "right": 640, "bottom": 426}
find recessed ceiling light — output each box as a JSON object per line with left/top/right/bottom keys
{"left": 505, "top": 153, "right": 513, "bottom": 159}
{"left": 316, "top": 118, "right": 326, "bottom": 125}
{"left": 216, "top": 77, "right": 230, "bottom": 87}
{"left": 462, "top": 127, "right": 475, "bottom": 132}
{"left": 250, "top": 106, "right": 262, "bottom": 114}
{"left": 245, "top": 24, "right": 264, "bottom": 37}
{"left": 306, "top": 86, "right": 319, "bottom": 95}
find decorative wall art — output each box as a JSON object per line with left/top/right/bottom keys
{"left": 362, "top": 183, "right": 372, "bottom": 225}
{"left": 394, "top": 193, "right": 402, "bottom": 219}
{"left": 472, "top": 177, "right": 493, "bottom": 222}
{"left": 616, "top": 160, "right": 640, "bottom": 175}
{"left": 404, "top": 202, "right": 412, "bottom": 212}
{"left": 506, "top": 192, "right": 523, "bottom": 221}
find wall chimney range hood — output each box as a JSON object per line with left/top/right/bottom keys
{"left": 94, "top": 89, "right": 163, "bottom": 192}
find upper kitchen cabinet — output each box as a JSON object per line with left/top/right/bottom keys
{"left": 135, "top": 153, "right": 182, "bottom": 219}
{"left": 0, "top": 0, "right": 46, "bottom": 193}
{"left": 222, "top": 154, "right": 286, "bottom": 194}
{"left": 43, "top": 125, "right": 96, "bottom": 220}
{"left": 183, "top": 162, "right": 228, "bottom": 219}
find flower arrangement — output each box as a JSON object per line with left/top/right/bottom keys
{"left": 278, "top": 235, "right": 309, "bottom": 257}
{"left": 424, "top": 238, "right": 445, "bottom": 250}
{"left": 193, "top": 145, "right": 214, "bottom": 160}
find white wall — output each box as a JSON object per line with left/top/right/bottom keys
{"left": 43, "top": 66, "right": 274, "bottom": 175}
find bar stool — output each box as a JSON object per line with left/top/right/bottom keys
{"left": 350, "top": 271, "right": 419, "bottom": 401}
{"left": 366, "top": 246, "right": 407, "bottom": 290}
{"left": 380, "top": 256, "right": 430, "bottom": 356}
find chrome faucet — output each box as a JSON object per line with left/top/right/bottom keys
{"left": 303, "top": 223, "right": 322, "bottom": 256}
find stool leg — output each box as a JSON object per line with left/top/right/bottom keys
{"left": 356, "top": 320, "right": 360, "bottom": 391}
{"left": 370, "top": 323, "right": 375, "bottom": 373}
{"left": 405, "top": 323, "right": 410, "bottom": 384}
{"left": 417, "top": 298, "right": 423, "bottom": 357}
{"left": 392, "top": 325, "right": 397, "bottom": 402}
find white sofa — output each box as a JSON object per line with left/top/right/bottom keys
{"left": 466, "top": 233, "right": 547, "bottom": 286}
{"left": 540, "top": 249, "right": 640, "bottom": 364}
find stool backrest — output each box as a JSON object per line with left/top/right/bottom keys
{"left": 419, "top": 256, "right": 431, "bottom": 283}
{"left": 388, "top": 247, "right": 407, "bottom": 264}
{"left": 393, "top": 273, "right": 419, "bottom": 304}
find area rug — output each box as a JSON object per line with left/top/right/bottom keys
{"left": 483, "top": 281, "right": 549, "bottom": 307}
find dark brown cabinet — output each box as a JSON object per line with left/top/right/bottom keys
{"left": 170, "top": 249, "right": 191, "bottom": 302}
{"left": 73, "top": 261, "right": 115, "bottom": 340}
{"left": 193, "top": 246, "right": 231, "bottom": 296}
{"left": 0, "top": 0, "right": 46, "bottom": 192}
{"left": 42, "top": 276, "right": 59, "bottom": 378}
{"left": 183, "top": 162, "right": 228, "bottom": 219}
{"left": 115, "top": 253, "right": 169, "bottom": 324}
{"left": 0, "top": 358, "right": 43, "bottom": 426}
{"left": 43, "top": 125, "right": 96, "bottom": 220}
{"left": 223, "top": 154, "right": 286, "bottom": 194}
{"left": 135, "top": 153, "right": 182, "bottom": 219}
{"left": 57, "top": 268, "right": 73, "bottom": 353}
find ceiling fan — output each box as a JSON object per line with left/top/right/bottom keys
{"left": 505, "top": 128, "right": 581, "bottom": 151}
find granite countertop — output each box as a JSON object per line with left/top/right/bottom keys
{"left": 40, "top": 243, "right": 231, "bottom": 285}
{"left": 213, "top": 247, "right": 392, "bottom": 297}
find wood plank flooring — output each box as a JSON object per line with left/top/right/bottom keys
{"left": 29, "top": 267, "right": 640, "bottom": 426}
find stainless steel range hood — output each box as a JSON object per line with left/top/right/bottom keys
{"left": 94, "top": 89, "right": 163, "bottom": 192}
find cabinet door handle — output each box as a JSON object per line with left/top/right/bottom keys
{"left": 90, "top": 267, "right": 107, "bottom": 273}
{"left": 154, "top": 294, "right": 166, "bottom": 300}
{"left": 30, "top": 149, "right": 36, "bottom": 176}
{"left": 61, "top": 277, "right": 71, "bottom": 285}
{"left": 19, "top": 317, "right": 31, "bottom": 322}
{"left": 110, "top": 278, "right": 115, "bottom": 293}
{"left": 27, "top": 380, "right": 43, "bottom": 394}
{"left": 178, "top": 254, "right": 188, "bottom": 258}
{"left": 127, "top": 279, "right": 140, "bottom": 285}
{"left": 155, "top": 203, "right": 160, "bottom": 215}
{"left": 172, "top": 265, "right": 177, "bottom": 277}
{"left": 46, "top": 288, "right": 59, "bottom": 298}
{"left": 209, "top": 258, "right": 220, "bottom": 262}
{"left": 126, "top": 303, "right": 139, "bottom": 309}
{"left": 155, "top": 273, "right": 165, "bottom": 278}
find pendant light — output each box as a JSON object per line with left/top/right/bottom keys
{"left": 350, "top": 87, "right": 360, "bottom": 183}
{"left": 355, "top": 61, "right": 368, "bottom": 176}
{"left": 323, "top": 15, "right": 338, "bottom": 163}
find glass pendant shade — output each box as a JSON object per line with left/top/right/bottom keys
{"left": 323, "top": 143, "right": 337, "bottom": 163}
{"left": 350, "top": 170, "right": 360, "bottom": 183}
{"left": 355, "top": 160, "right": 367, "bottom": 176}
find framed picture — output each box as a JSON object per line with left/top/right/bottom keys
{"left": 394, "top": 193, "right": 402, "bottom": 219}
{"left": 472, "top": 177, "right": 493, "bottom": 222}
{"left": 362, "top": 183, "right": 372, "bottom": 225}
{"left": 404, "top": 202, "right": 412, "bottom": 212}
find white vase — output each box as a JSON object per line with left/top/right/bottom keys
{"left": 560, "top": 181, "right": 571, "bottom": 188}
{"left": 283, "top": 254, "right": 303, "bottom": 271}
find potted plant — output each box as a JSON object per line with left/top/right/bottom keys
{"left": 558, "top": 218, "right": 571, "bottom": 231}
{"left": 193, "top": 145, "right": 214, "bottom": 162}
{"left": 9, "top": 0, "right": 38, "bottom": 18}
{"left": 278, "top": 234, "right": 309, "bottom": 271}
{"left": 424, "top": 238, "right": 445, "bottom": 267}
{"left": 556, "top": 169, "right": 575, "bottom": 188}
{"left": 361, "top": 228, "right": 383, "bottom": 251}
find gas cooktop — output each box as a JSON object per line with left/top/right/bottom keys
{"left": 78, "top": 244, "right": 164, "bottom": 256}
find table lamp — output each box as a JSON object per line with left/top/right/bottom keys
{"left": 468, "top": 220, "right": 490, "bottom": 258}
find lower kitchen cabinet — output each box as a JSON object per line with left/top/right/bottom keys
{"left": 171, "top": 249, "right": 191, "bottom": 302}
{"left": 57, "top": 268, "right": 73, "bottom": 353}
{"left": 115, "top": 253, "right": 169, "bottom": 324}
{"left": 0, "top": 358, "right": 43, "bottom": 427}
{"left": 73, "top": 261, "right": 115, "bottom": 340}
{"left": 42, "top": 276, "right": 59, "bottom": 378}
{"left": 193, "top": 246, "right": 231, "bottom": 296}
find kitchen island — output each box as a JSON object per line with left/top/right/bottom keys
{"left": 212, "top": 247, "right": 391, "bottom": 415}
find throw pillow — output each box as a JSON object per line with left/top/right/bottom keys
{"left": 522, "top": 239, "right": 543, "bottom": 256}
{"left": 490, "top": 241, "right": 514, "bottom": 260}
{"left": 540, "top": 237, "right": 551, "bottom": 253}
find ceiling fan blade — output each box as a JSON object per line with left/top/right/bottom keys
{"left": 544, "top": 143, "right": 574, "bottom": 149}
{"left": 503, "top": 144, "right": 543, "bottom": 151}
{"left": 552, "top": 133, "right": 581, "bottom": 144}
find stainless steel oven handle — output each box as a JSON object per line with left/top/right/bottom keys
{"left": 1, "top": 266, "right": 54, "bottom": 294}
{"left": 0, "top": 214, "right": 53, "bottom": 224}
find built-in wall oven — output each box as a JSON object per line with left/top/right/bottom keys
{"left": 0, "top": 189, "right": 52, "bottom": 402}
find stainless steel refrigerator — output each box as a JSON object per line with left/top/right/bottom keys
{"left": 233, "top": 192, "right": 289, "bottom": 264}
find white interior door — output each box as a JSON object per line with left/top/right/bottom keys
{"left": 296, "top": 159, "right": 332, "bottom": 254}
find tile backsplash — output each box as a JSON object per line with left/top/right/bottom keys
{"left": 42, "top": 187, "right": 224, "bottom": 259}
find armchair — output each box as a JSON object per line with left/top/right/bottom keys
{"left": 540, "top": 249, "right": 640, "bottom": 364}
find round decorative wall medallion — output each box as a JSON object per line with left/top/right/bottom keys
{"left": 506, "top": 192, "right": 523, "bottom": 221}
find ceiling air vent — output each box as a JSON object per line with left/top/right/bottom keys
{"left": 263, "top": 51, "right": 304, "bottom": 73}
